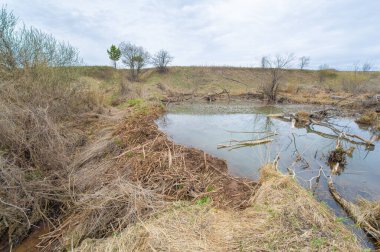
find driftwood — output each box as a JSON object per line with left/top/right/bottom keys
{"left": 328, "top": 178, "right": 380, "bottom": 241}
{"left": 310, "top": 119, "right": 374, "bottom": 146}
{"left": 203, "top": 89, "right": 230, "bottom": 102}
{"left": 217, "top": 138, "right": 273, "bottom": 150}
{"left": 226, "top": 130, "right": 274, "bottom": 134}
{"left": 268, "top": 109, "right": 374, "bottom": 147}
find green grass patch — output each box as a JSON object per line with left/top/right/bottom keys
{"left": 335, "top": 216, "right": 347, "bottom": 223}
{"left": 196, "top": 196, "right": 211, "bottom": 205}
{"left": 311, "top": 237, "right": 326, "bottom": 248}
{"left": 206, "top": 185, "right": 215, "bottom": 192}
{"left": 127, "top": 98, "right": 144, "bottom": 107}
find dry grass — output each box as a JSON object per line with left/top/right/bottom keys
{"left": 30, "top": 103, "right": 256, "bottom": 250}
{"left": 115, "top": 106, "right": 257, "bottom": 208}
{"left": 3, "top": 64, "right": 379, "bottom": 250}
{"left": 79, "top": 66, "right": 380, "bottom": 109}
{"left": 355, "top": 110, "right": 380, "bottom": 131}
{"left": 294, "top": 110, "right": 310, "bottom": 126}
{"left": 76, "top": 164, "right": 362, "bottom": 252}
{"left": 0, "top": 68, "right": 104, "bottom": 246}
{"left": 356, "top": 199, "right": 380, "bottom": 242}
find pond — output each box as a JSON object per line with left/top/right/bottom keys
{"left": 156, "top": 102, "right": 380, "bottom": 249}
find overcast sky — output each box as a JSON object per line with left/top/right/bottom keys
{"left": 4, "top": 0, "right": 380, "bottom": 69}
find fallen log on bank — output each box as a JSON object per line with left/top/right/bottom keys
{"left": 328, "top": 177, "right": 380, "bottom": 242}
{"left": 202, "top": 89, "right": 230, "bottom": 102}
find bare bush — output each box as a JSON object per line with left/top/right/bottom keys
{"left": 298, "top": 56, "right": 310, "bottom": 70}
{"left": 0, "top": 6, "right": 100, "bottom": 246}
{"left": 151, "top": 49, "right": 173, "bottom": 73}
{"left": 261, "top": 56, "right": 268, "bottom": 68}
{"left": 362, "top": 62, "right": 372, "bottom": 72}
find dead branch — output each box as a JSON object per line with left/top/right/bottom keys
{"left": 310, "top": 119, "right": 374, "bottom": 146}
{"left": 202, "top": 89, "right": 230, "bottom": 102}
{"left": 217, "top": 139, "right": 273, "bottom": 150}
{"left": 328, "top": 177, "right": 380, "bottom": 241}
{"left": 226, "top": 130, "right": 275, "bottom": 134}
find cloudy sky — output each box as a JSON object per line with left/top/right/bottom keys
{"left": 5, "top": 0, "right": 380, "bottom": 69}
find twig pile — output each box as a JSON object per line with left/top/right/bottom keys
{"left": 116, "top": 106, "right": 257, "bottom": 208}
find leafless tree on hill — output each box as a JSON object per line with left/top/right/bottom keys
{"left": 298, "top": 56, "right": 310, "bottom": 70}
{"left": 261, "top": 54, "right": 294, "bottom": 102}
{"left": 362, "top": 62, "right": 372, "bottom": 72}
{"left": 261, "top": 56, "right": 268, "bottom": 68}
{"left": 151, "top": 49, "right": 173, "bottom": 73}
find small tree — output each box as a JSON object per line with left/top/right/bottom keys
{"left": 262, "top": 54, "right": 294, "bottom": 102}
{"left": 298, "top": 56, "right": 310, "bottom": 70}
{"left": 107, "top": 45, "right": 121, "bottom": 68}
{"left": 362, "top": 62, "right": 372, "bottom": 72}
{"left": 151, "top": 49, "right": 173, "bottom": 73}
{"left": 119, "top": 41, "right": 150, "bottom": 81}
{"left": 261, "top": 56, "right": 268, "bottom": 68}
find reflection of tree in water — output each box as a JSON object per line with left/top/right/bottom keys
{"left": 264, "top": 117, "right": 274, "bottom": 131}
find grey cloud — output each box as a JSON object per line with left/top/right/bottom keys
{"left": 4, "top": 0, "right": 380, "bottom": 69}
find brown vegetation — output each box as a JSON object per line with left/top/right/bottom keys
{"left": 76, "top": 164, "right": 362, "bottom": 251}
{"left": 329, "top": 179, "right": 380, "bottom": 243}
{"left": 0, "top": 60, "right": 103, "bottom": 250}
{"left": 1, "top": 6, "right": 378, "bottom": 249}
{"left": 6, "top": 104, "right": 254, "bottom": 250}
{"left": 356, "top": 110, "right": 380, "bottom": 130}
{"left": 0, "top": 7, "right": 103, "bottom": 249}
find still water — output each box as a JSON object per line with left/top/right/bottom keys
{"left": 156, "top": 102, "right": 380, "bottom": 249}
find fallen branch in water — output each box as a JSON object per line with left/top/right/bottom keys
{"left": 226, "top": 130, "right": 275, "bottom": 134}
{"left": 217, "top": 139, "right": 273, "bottom": 150}
{"left": 310, "top": 119, "right": 374, "bottom": 146}
{"left": 267, "top": 113, "right": 285, "bottom": 118}
{"left": 308, "top": 166, "right": 323, "bottom": 191}
{"left": 328, "top": 177, "right": 380, "bottom": 241}
{"left": 267, "top": 111, "right": 374, "bottom": 147}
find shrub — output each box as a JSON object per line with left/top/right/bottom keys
{"left": 0, "top": 6, "right": 101, "bottom": 245}
{"left": 355, "top": 111, "right": 378, "bottom": 125}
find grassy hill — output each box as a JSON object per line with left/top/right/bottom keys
{"left": 78, "top": 66, "right": 380, "bottom": 107}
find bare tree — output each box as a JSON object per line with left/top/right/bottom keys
{"left": 298, "top": 56, "right": 310, "bottom": 70}
{"left": 353, "top": 61, "right": 360, "bottom": 77}
{"left": 261, "top": 56, "right": 268, "bottom": 68}
{"left": 362, "top": 62, "right": 372, "bottom": 72}
{"left": 151, "top": 49, "right": 173, "bottom": 73}
{"left": 119, "top": 41, "right": 150, "bottom": 81}
{"left": 262, "top": 54, "right": 294, "bottom": 102}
